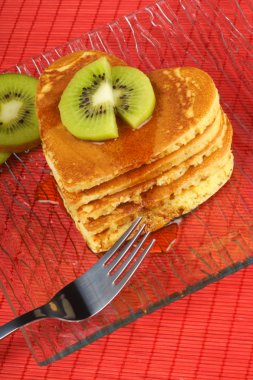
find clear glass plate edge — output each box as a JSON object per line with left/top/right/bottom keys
{"left": 39, "top": 256, "right": 253, "bottom": 366}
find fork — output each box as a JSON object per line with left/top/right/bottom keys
{"left": 0, "top": 217, "right": 155, "bottom": 340}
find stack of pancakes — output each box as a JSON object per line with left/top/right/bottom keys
{"left": 36, "top": 51, "right": 233, "bottom": 253}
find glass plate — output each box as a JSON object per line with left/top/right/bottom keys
{"left": 1, "top": 0, "right": 253, "bottom": 366}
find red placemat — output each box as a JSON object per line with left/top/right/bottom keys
{"left": 1, "top": 0, "right": 253, "bottom": 379}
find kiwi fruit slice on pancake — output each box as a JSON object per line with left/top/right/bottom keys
{"left": 0, "top": 73, "right": 40, "bottom": 153}
{"left": 59, "top": 57, "right": 118, "bottom": 141}
{"left": 0, "top": 152, "right": 11, "bottom": 165}
{"left": 112, "top": 66, "right": 156, "bottom": 129}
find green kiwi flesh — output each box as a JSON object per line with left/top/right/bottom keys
{"left": 0, "top": 152, "right": 11, "bottom": 165}
{"left": 0, "top": 73, "right": 40, "bottom": 153}
{"left": 59, "top": 57, "right": 118, "bottom": 141}
{"left": 112, "top": 66, "right": 156, "bottom": 129}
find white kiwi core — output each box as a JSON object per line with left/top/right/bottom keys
{"left": 92, "top": 82, "right": 114, "bottom": 106}
{"left": 0, "top": 100, "right": 23, "bottom": 124}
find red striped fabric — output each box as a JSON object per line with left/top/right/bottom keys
{"left": 1, "top": 0, "right": 253, "bottom": 379}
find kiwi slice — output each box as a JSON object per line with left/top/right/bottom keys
{"left": 0, "top": 152, "right": 11, "bottom": 165}
{"left": 0, "top": 73, "right": 40, "bottom": 153}
{"left": 112, "top": 66, "right": 156, "bottom": 129}
{"left": 59, "top": 57, "right": 118, "bottom": 141}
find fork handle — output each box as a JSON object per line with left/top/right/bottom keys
{"left": 0, "top": 308, "right": 47, "bottom": 340}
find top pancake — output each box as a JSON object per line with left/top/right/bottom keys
{"left": 37, "top": 50, "right": 220, "bottom": 192}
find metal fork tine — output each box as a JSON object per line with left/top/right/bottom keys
{"left": 112, "top": 232, "right": 150, "bottom": 281}
{"left": 99, "top": 217, "right": 142, "bottom": 266}
{"left": 115, "top": 238, "right": 156, "bottom": 289}
{"left": 107, "top": 224, "right": 146, "bottom": 272}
